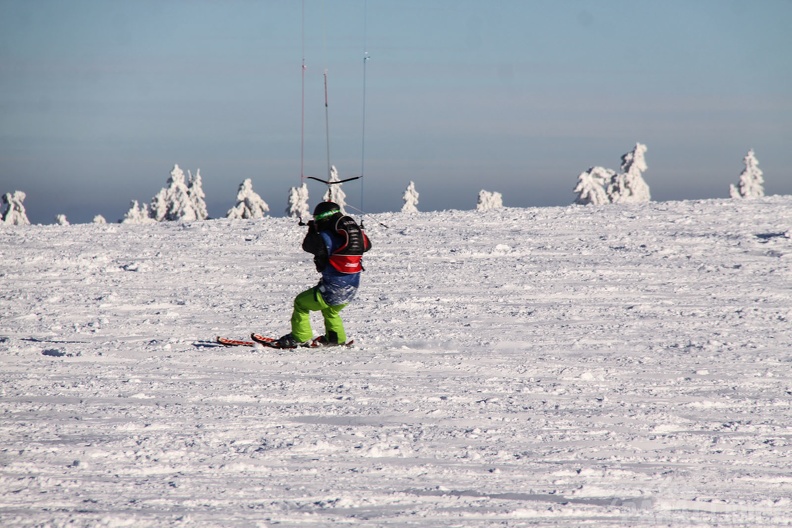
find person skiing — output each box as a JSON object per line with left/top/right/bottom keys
{"left": 274, "top": 201, "right": 371, "bottom": 348}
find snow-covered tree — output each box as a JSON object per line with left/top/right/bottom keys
{"left": 286, "top": 182, "right": 310, "bottom": 220}
{"left": 150, "top": 164, "right": 201, "bottom": 222}
{"left": 322, "top": 165, "right": 347, "bottom": 213}
{"left": 226, "top": 178, "right": 270, "bottom": 220}
{"left": 608, "top": 143, "right": 651, "bottom": 203}
{"left": 93, "top": 215, "right": 107, "bottom": 224}
{"left": 730, "top": 149, "right": 764, "bottom": 199}
{"left": 55, "top": 214, "right": 69, "bottom": 226}
{"left": 574, "top": 166, "right": 613, "bottom": 205}
{"left": 121, "top": 200, "right": 155, "bottom": 224}
{"left": 477, "top": 190, "right": 504, "bottom": 212}
{"left": 1, "top": 191, "right": 30, "bottom": 226}
{"left": 188, "top": 169, "right": 209, "bottom": 220}
{"left": 573, "top": 143, "right": 651, "bottom": 206}
{"left": 402, "top": 181, "right": 419, "bottom": 213}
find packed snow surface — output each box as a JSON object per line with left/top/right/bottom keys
{"left": 1, "top": 197, "right": 791, "bottom": 527}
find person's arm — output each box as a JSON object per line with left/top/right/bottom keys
{"left": 302, "top": 222, "right": 329, "bottom": 271}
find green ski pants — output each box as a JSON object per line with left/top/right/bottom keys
{"left": 290, "top": 286, "right": 348, "bottom": 343}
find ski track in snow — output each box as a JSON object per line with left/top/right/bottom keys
{"left": 1, "top": 197, "right": 791, "bottom": 526}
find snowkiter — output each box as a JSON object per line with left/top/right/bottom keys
{"left": 276, "top": 201, "right": 372, "bottom": 347}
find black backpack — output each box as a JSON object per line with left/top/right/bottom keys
{"left": 333, "top": 215, "right": 368, "bottom": 256}
{"left": 327, "top": 215, "right": 371, "bottom": 273}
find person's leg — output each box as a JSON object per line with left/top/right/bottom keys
{"left": 290, "top": 287, "right": 324, "bottom": 342}
{"left": 321, "top": 303, "right": 348, "bottom": 344}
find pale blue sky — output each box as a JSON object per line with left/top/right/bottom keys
{"left": 1, "top": 0, "right": 790, "bottom": 224}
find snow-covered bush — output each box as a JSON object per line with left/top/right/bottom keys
{"left": 286, "top": 183, "right": 310, "bottom": 220}
{"left": 574, "top": 167, "right": 614, "bottom": 205}
{"left": 1, "top": 191, "right": 30, "bottom": 226}
{"left": 55, "top": 214, "right": 69, "bottom": 226}
{"left": 402, "top": 181, "right": 419, "bottom": 213}
{"left": 227, "top": 179, "right": 270, "bottom": 220}
{"left": 150, "top": 164, "right": 205, "bottom": 222}
{"left": 322, "top": 166, "right": 347, "bottom": 213}
{"left": 93, "top": 215, "right": 107, "bottom": 224}
{"left": 573, "top": 143, "right": 651, "bottom": 205}
{"left": 730, "top": 149, "right": 764, "bottom": 199}
{"left": 477, "top": 190, "right": 503, "bottom": 211}
{"left": 122, "top": 200, "right": 156, "bottom": 224}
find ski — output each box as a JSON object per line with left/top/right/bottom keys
{"left": 251, "top": 333, "right": 355, "bottom": 349}
{"left": 250, "top": 333, "right": 285, "bottom": 348}
{"left": 216, "top": 336, "right": 257, "bottom": 347}
{"left": 215, "top": 334, "right": 354, "bottom": 349}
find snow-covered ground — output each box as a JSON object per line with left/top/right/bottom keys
{"left": 1, "top": 197, "right": 791, "bottom": 527}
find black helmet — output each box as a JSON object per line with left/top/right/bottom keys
{"left": 313, "top": 201, "right": 341, "bottom": 222}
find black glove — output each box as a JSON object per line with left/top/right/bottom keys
{"left": 307, "top": 220, "right": 317, "bottom": 233}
